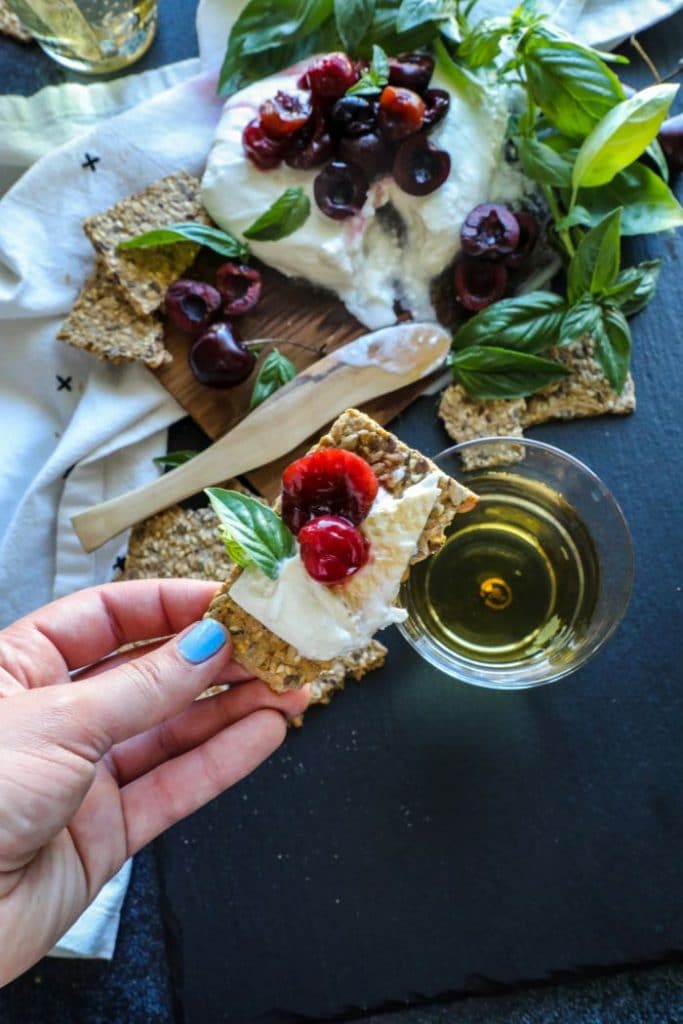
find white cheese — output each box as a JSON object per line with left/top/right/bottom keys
{"left": 201, "top": 62, "right": 526, "bottom": 329}
{"left": 228, "top": 471, "right": 442, "bottom": 660}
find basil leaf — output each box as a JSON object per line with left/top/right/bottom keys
{"left": 567, "top": 208, "right": 622, "bottom": 303}
{"left": 645, "top": 137, "right": 669, "bottom": 183}
{"left": 458, "top": 16, "right": 509, "bottom": 68}
{"left": 205, "top": 487, "right": 295, "bottom": 580}
{"left": 572, "top": 163, "right": 683, "bottom": 236}
{"left": 601, "top": 260, "right": 660, "bottom": 316}
{"left": 521, "top": 33, "right": 625, "bottom": 139}
{"left": 347, "top": 43, "right": 390, "bottom": 94}
{"left": 218, "top": 0, "right": 335, "bottom": 95}
{"left": 516, "top": 136, "right": 573, "bottom": 187}
{"left": 153, "top": 450, "right": 198, "bottom": 470}
{"left": 449, "top": 346, "right": 570, "bottom": 399}
{"left": 592, "top": 306, "right": 631, "bottom": 393}
{"left": 335, "top": 0, "right": 376, "bottom": 52}
{"left": 434, "top": 37, "right": 485, "bottom": 104}
{"left": 396, "top": 0, "right": 452, "bottom": 33}
{"left": 118, "top": 222, "right": 249, "bottom": 261}
{"left": 452, "top": 292, "right": 567, "bottom": 354}
{"left": 559, "top": 296, "right": 602, "bottom": 346}
{"left": 249, "top": 347, "right": 297, "bottom": 410}
{"left": 572, "top": 83, "right": 678, "bottom": 192}
{"left": 554, "top": 205, "right": 592, "bottom": 231}
{"left": 244, "top": 187, "right": 311, "bottom": 241}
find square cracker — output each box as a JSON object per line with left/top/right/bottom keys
{"left": 83, "top": 171, "right": 208, "bottom": 315}
{"left": 118, "top": 504, "right": 387, "bottom": 707}
{"left": 0, "top": 0, "right": 32, "bottom": 42}
{"left": 57, "top": 262, "right": 170, "bottom": 368}
{"left": 208, "top": 408, "right": 478, "bottom": 693}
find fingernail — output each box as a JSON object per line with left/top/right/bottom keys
{"left": 178, "top": 619, "right": 228, "bottom": 664}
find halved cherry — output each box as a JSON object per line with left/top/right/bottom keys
{"left": 503, "top": 212, "right": 540, "bottom": 268}
{"left": 281, "top": 447, "right": 379, "bottom": 535}
{"left": 242, "top": 118, "right": 288, "bottom": 170}
{"left": 461, "top": 203, "right": 520, "bottom": 259}
{"left": 259, "top": 90, "right": 312, "bottom": 139}
{"left": 216, "top": 262, "right": 262, "bottom": 316}
{"left": 454, "top": 256, "right": 508, "bottom": 311}
{"left": 378, "top": 85, "right": 426, "bottom": 141}
{"left": 299, "top": 515, "right": 370, "bottom": 584}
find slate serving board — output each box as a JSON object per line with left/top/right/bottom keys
{"left": 155, "top": 14, "right": 683, "bottom": 1021}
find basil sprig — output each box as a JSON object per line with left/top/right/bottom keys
{"left": 153, "top": 450, "right": 198, "bottom": 470}
{"left": 449, "top": 347, "right": 570, "bottom": 400}
{"left": 250, "top": 348, "right": 297, "bottom": 410}
{"left": 452, "top": 292, "right": 567, "bottom": 354}
{"left": 119, "top": 223, "right": 249, "bottom": 261}
{"left": 206, "top": 488, "right": 295, "bottom": 580}
{"left": 244, "top": 187, "right": 311, "bottom": 241}
{"left": 347, "top": 43, "right": 390, "bottom": 95}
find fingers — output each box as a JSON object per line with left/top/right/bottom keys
{"left": 73, "top": 640, "right": 253, "bottom": 685}
{"left": 64, "top": 619, "right": 236, "bottom": 757}
{"left": 2, "top": 579, "right": 222, "bottom": 681}
{"left": 121, "top": 709, "right": 289, "bottom": 854}
{"left": 110, "top": 681, "right": 309, "bottom": 785}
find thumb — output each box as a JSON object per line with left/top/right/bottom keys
{"left": 69, "top": 618, "right": 233, "bottom": 753}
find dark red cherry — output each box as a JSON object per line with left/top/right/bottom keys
{"left": 299, "top": 53, "right": 358, "bottom": 100}
{"left": 421, "top": 88, "right": 450, "bottom": 131}
{"left": 336, "top": 131, "right": 393, "bottom": 180}
{"left": 393, "top": 135, "right": 451, "bottom": 195}
{"left": 164, "top": 280, "right": 222, "bottom": 335}
{"left": 330, "top": 95, "right": 378, "bottom": 137}
{"left": 189, "top": 322, "right": 255, "bottom": 388}
{"left": 503, "top": 212, "right": 540, "bottom": 268}
{"left": 242, "top": 118, "right": 288, "bottom": 170}
{"left": 658, "top": 112, "right": 683, "bottom": 173}
{"left": 215, "top": 262, "right": 262, "bottom": 316}
{"left": 285, "top": 112, "right": 333, "bottom": 170}
{"left": 388, "top": 53, "right": 434, "bottom": 94}
{"left": 299, "top": 515, "right": 370, "bottom": 584}
{"left": 454, "top": 257, "right": 508, "bottom": 312}
{"left": 314, "top": 160, "right": 369, "bottom": 219}
{"left": 259, "top": 90, "right": 312, "bottom": 139}
{"left": 378, "top": 85, "right": 426, "bottom": 140}
{"left": 281, "top": 447, "right": 379, "bottom": 535}
{"left": 461, "top": 203, "right": 520, "bottom": 259}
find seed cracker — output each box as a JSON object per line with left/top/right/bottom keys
{"left": 118, "top": 503, "right": 387, "bottom": 707}
{"left": 208, "top": 408, "right": 478, "bottom": 693}
{"left": 0, "top": 0, "right": 32, "bottom": 42}
{"left": 57, "top": 262, "right": 170, "bottom": 368}
{"left": 83, "top": 171, "right": 208, "bottom": 315}
{"left": 439, "top": 336, "right": 636, "bottom": 466}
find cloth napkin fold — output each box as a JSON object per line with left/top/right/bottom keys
{"left": 0, "top": 0, "right": 680, "bottom": 965}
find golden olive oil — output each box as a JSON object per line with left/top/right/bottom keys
{"left": 404, "top": 472, "right": 599, "bottom": 666}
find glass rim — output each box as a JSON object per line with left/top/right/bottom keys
{"left": 397, "top": 435, "right": 634, "bottom": 690}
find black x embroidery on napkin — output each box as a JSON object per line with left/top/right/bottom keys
{"left": 82, "top": 153, "right": 100, "bottom": 172}
{"left": 56, "top": 375, "right": 72, "bottom": 391}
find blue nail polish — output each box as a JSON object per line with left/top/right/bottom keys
{"left": 178, "top": 619, "right": 227, "bottom": 664}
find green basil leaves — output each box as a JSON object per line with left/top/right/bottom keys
{"left": 452, "top": 292, "right": 567, "bottom": 354}
{"left": 244, "top": 187, "right": 311, "bottom": 241}
{"left": 249, "top": 348, "right": 297, "bottom": 410}
{"left": 118, "top": 223, "right": 249, "bottom": 261}
{"left": 206, "top": 488, "right": 295, "bottom": 579}
{"left": 449, "top": 346, "right": 570, "bottom": 399}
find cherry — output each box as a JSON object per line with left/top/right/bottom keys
{"left": 299, "top": 53, "right": 358, "bottom": 100}
{"left": 189, "top": 322, "right": 255, "bottom": 388}
{"left": 330, "top": 95, "right": 378, "bottom": 137}
{"left": 299, "top": 515, "right": 370, "bottom": 585}
{"left": 314, "top": 160, "right": 369, "bottom": 219}
{"left": 388, "top": 53, "right": 434, "bottom": 94}
{"left": 421, "top": 88, "right": 450, "bottom": 131}
{"left": 281, "top": 447, "right": 378, "bottom": 535}
{"left": 215, "top": 262, "right": 262, "bottom": 316}
{"left": 164, "top": 280, "right": 222, "bottom": 335}
{"left": 461, "top": 203, "right": 520, "bottom": 259}
{"left": 336, "top": 131, "right": 394, "bottom": 180}
{"left": 393, "top": 135, "right": 451, "bottom": 196}
{"left": 285, "top": 112, "right": 333, "bottom": 170}
{"left": 454, "top": 257, "right": 508, "bottom": 311}
{"left": 378, "top": 85, "right": 426, "bottom": 140}
{"left": 242, "top": 118, "right": 288, "bottom": 170}
{"left": 503, "top": 211, "right": 539, "bottom": 268}
{"left": 259, "top": 90, "right": 312, "bottom": 139}
{"left": 658, "top": 112, "right": 683, "bottom": 173}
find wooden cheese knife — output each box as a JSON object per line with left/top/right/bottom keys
{"left": 71, "top": 322, "right": 450, "bottom": 552}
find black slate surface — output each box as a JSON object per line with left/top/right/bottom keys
{"left": 1, "top": 6, "right": 682, "bottom": 1024}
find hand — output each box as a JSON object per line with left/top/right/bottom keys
{"left": 0, "top": 580, "right": 309, "bottom": 986}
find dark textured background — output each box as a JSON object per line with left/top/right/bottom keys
{"left": 0, "top": 3, "right": 682, "bottom": 1022}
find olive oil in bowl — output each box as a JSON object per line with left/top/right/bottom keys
{"left": 397, "top": 439, "right": 632, "bottom": 689}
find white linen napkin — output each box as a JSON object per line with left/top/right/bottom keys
{"left": 0, "top": 0, "right": 680, "bottom": 965}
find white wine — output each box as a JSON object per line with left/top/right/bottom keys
{"left": 6, "top": 0, "right": 156, "bottom": 73}
{"left": 402, "top": 472, "right": 599, "bottom": 667}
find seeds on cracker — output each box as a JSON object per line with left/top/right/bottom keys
{"left": 57, "top": 263, "right": 170, "bottom": 369}
{"left": 83, "top": 171, "right": 209, "bottom": 315}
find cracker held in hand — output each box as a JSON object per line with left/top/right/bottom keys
{"left": 208, "top": 408, "right": 477, "bottom": 693}
{"left": 57, "top": 262, "right": 169, "bottom": 368}
{"left": 84, "top": 171, "right": 208, "bottom": 315}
